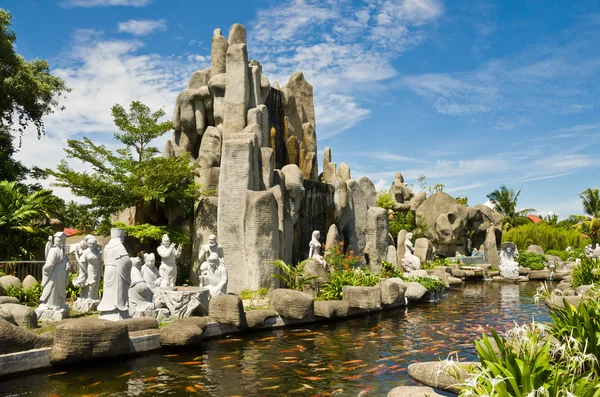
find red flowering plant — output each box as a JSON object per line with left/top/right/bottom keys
{"left": 324, "top": 241, "right": 361, "bottom": 271}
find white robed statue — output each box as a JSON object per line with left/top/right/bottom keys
{"left": 499, "top": 242, "right": 520, "bottom": 278}
{"left": 98, "top": 228, "right": 132, "bottom": 320}
{"left": 157, "top": 234, "right": 182, "bottom": 287}
{"left": 200, "top": 252, "right": 228, "bottom": 297}
{"left": 402, "top": 232, "right": 421, "bottom": 272}
{"left": 36, "top": 232, "right": 70, "bottom": 320}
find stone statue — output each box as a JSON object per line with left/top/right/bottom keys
{"left": 499, "top": 242, "right": 519, "bottom": 278}
{"left": 593, "top": 244, "right": 600, "bottom": 259}
{"left": 141, "top": 253, "right": 162, "bottom": 291}
{"left": 98, "top": 228, "right": 132, "bottom": 321}
{"left": 73, "top": 235, "right": 103, "bottom": 313}
{"left": 198, "top": 234, "right": 224, "bottom": 264}
{"left": 472, "top": 248, "right": 480, "bottom": 256}
{"left": 36, "top": 232, "right": 70, "bottom": 321}
{"left": 157, "top": 234, "right": 182, "bottom": 287}
{"left": 308, "top": 230, "right": 327, "bottom": 268}
{"left": 200, "top": 252, "right": 228, "bottom": 297}
{"left": 129, "top": 257, "right": 163, "bottom": 312}
{"left": 402, "top": 232, "right": 421, "bottom": 272}
{"left": 44, "top": 236, "right": 53, "bottom": 260}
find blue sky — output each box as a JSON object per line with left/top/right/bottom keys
{"left": 6, "top": 0, "right": 600, "bottom": 217}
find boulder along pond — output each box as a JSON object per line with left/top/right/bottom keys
{"left": 0, "top": 282, "right": 551, "bottom": 397}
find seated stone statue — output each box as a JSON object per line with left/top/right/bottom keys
{"left": 141, "top": 253, "right": 162, "bottom": 290}
{"left": 308, "top": 230, "right": 327, "bottom": 269}
{"left": 499, "top": 242, "right": 519, "bottom": 278}
{"left": 129, "top": 257, "right": 163, "bottom": 312}
{"left": 200, "top": 252, "right": 228, "bottom": 297}
{"left": 402, "top": 232, "right": 421, "bottom": 272}
{"left": 472, "top": 248, "right": 480, "bottom": 257}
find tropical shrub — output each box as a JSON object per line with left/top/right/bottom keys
{"left": 318, "top": 267, "right": 381, "bottom": 301}
{"left": 503, "top": 222, "right": 590, "bottom": 251}
{"left": 271, "top": 259, "right": 318, "bottom": 291}
{"left": 571, "top": 257, "right": 600, "bottom": 288}
{"left": 426, "top": 257, "right": 460, "bottom": 269}
{"left": 4, "top": 283, "right": 43, "bottom": 307}
{"left": 239, "top": 288, "right": 268, "bottom": 300}
{"left": 98, "top": 222, "right": 190, "bottom": 245}
{"left": 324, "top": 242, "right": 361, "bottom": 270}
{"left": 376, "top": 190, "right": 395, "bottom": 211}
{"left": 380, "top": 261, "right": 402, "bottom": 278}
{"left": 401, "top": 275, "right": 445, "bottom": 292}
{"left": 515, "top": 251, "right": 547, "bottom": 270}
{"left": 545, "top": 249, "right": 570, "bottom": 261}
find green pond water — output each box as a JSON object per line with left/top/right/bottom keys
{"left": 0, "top": 282, "right": 551, "bottom": 397}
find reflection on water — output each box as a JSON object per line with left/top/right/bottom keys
{"left": 0, "top": 282, "right": 551, "bottom": 397}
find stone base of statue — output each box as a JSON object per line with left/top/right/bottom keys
{"left": 130, "top": 308, "right": 171, "bottom": 323}
{"left": 492, "top": 275, "right": 529, "bottom": 283}
{"left": 155, "top": 287, "right": 211, "bottom": 319}
{"left": 72, "top": 298, "right": 100, "bottom": 313}
{"left": 35, "top": 304, "right": 70, "bottom": 322}
{"left": 98, "top": 308, "right": 132, "bottom": 321}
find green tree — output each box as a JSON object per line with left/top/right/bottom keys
{"left": 48, "top": 101, "right": 198, "bottom": 225}
{"left": 0, "top": 9, "right": 69, "bottom": 138}
{"left": 0, "top": 127, "right": 28, "bottom": 182}
{"left": 56, "top": 201, "right": 100, "bottom": 231}
{"left": 486, "top": 185, "right": 535, "bottom": 230}
{"left": 0, "top": 181, "right": 62, "bottom": 259}
{"left": 574, "top": 187, "right": 600, "bottom": 245}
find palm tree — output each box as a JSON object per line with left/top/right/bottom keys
{"left": 574, "top": 187, "right": 600, "bottom": 245}
{"left": 0, "top": 181, "right": 61, "bottom": 260}
{"left": 486, "top": 186, "right": 535, "bottom": 230}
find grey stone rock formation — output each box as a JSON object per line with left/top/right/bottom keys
{"left": 378, "top": 279, "right": 400, "bottom": 305}
{"left": 0, "top": 317, "right": 51, "bottom": 355}
{"left": 397, "top": 230, "right": 408, "bottom": 266}
{"left": 526, "top": 245, "right": 545, "bottom": 255}
{"left": 325, "top": 224, "right": 340, "bottom": 254}
{"left": 270, "top": 289, "right": 314, "bottom": 319}
{"left": 365, "top": 207, "right": 390, "bottom": 273}
{"left": 414, "top": 238, "right": 434, "bottom": 263}
{"left": 405, "top": 282, "right": 427, "bottom": 301}
{"left": 314, "top": 300, "right": 350, "bottom": 318}
{"left": 342, "top": 286, "right": 382, "bottom": 309}
{"left": 160, "top": 320, "right": 204, "bottom": 347}
{"left": 407, "top": 362, "right": 475, "bottom": 394}
{"left": 245, "top": 309, "right": 278, "bottom": 328}
{"left": 22, "top": 275, "right": 37, "bottom": 291}
{"left": 0, "top": 303, "right": 37, "bottom": 328}
{"left": 282, "top": 71, "right": 315, "bottom": 141}
{"left": 50, "top": 318, "right": 130, "bottom": 364}
{"left": 0, "top": 275, "right": 21, "bottom": 291}
{"left": 386, "top": 245, "right": 398, "bottom": 268}
{"left": 357, "top": 176, "right": 377, "bottom": 208}
{"left": 484, "top": 227, "right": 501, "bottom": 266}
{"left": 0, "top": 296, "right": 20, "bottom": 304}
{"left": 387, "top": 386, "right": 445, "bottom": 397}
{"left": 208, "top": 294, "right": 246, "bottom": 327}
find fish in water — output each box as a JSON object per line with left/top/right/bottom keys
{"left": 117, "top": 371, "right": 133, "bottom": 378}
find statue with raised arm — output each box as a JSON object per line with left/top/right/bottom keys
{"left": 157, "top": 234, "right": 182, "bottom": 287}
{"left": 98, "top": 228, "right": 132, "bottom": 321}
{"left": 197, "top": 234, "right": 223, "bottom": 264}
{"left": 402, "top": 232, "right": 421, "bottom": 272}
{"left": 200, "top": 252, "right": 228, "bottom": 297}
{"left": 499, "top": 242, "right": 519, "bottom": 278}
{"left": 308, "top": 230, "right": 327, "bottom": 268}
{"left": 36, "top": 232, "right": 70, "bottom": 321}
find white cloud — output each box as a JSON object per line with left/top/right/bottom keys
{"left": 249, "top": 0, "right": 443, "bottom": 138}
{"left": 118, "top": 19, "right": 167, "bottom": 36}
{"left": 61, "top": 0, "right": 151, "bottom": 7}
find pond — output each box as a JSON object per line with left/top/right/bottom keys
{"left": 0, "top": 282, "right": 551, "bottom": 397}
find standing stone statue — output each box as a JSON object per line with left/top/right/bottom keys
{"left": 499, "top": 242, "right": 520, "bottom": 279}
{"left": 157, "top": 234, "right": 182, "bottom": 287}
{"left": 44, "top": 236, "right": 53, "bottom": 260}
{"left": 36, "top": 232, "right": 70, "bottom": 321}
{"left": 402, "top": 232, "right": 421, "bottom": 272}
{"left": 198, "top": 234, "right": 224, "bottom": 265}
{"left": 129, "top": 257, "right": 163, "bottom": 313}
{"left": 200, "top": 252, "right": 228, "bottom": 297}
{"left": 308, "top": 230, "right": 327, "bottom": 268}
{"left": 98, "top": 228, "right": 132, "bottom": 321}
{"left": 141, "top": 253, "right": 161, "bottom": 291}
{"left": 73, "top": 235, "right": 103, "bottom": 313}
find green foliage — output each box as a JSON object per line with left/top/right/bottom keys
{"left": 515, "top": 251, "right": 547, "bottom": 270}
{"left": 388, "top": 212, "right": 428, "bottom": 240}
{"left": 66, "top": 272, "right": 80, "bottom": 302}
{"left": 0, "top": 181, "right": 62, "bottom": 260}
{"left": 575, "top": 216, "right": 600, "bottom": 247}
{"left": 48, "top": 101, "right": 198, "bottom": 223}
{"left": 319, "top": 267, "right": 381, "bottom": 301}
{"left": 571, "top": 257, "right": 600, "bottom": 288}
{"left": 486, "top": 185, "right": 535, "bottom": 230}
{"left": 503, "top": 222, "right": 590, "bottom": 251}
{"left": 380, "top": 261, "right": 403, "bottom": 278}
{"left": 101, "top": 222, "right": 190, "bottom": 245}
{"left": 239, "top": 288, "right": 269, "bottom": 300}
{"left": 0, "top": 9, "right": 69, "bottom": 138}
{"left": 56, "top": 201, "right": 100, "bottom": 231}
{"left": 401, "top": 275, "right": 445, "bottom": 291}
{"left": 0, "top": 128, "right": 29, "bottom": 182}
{"left": 545, "top": 249, "right": 571, "bottom": 261}
{"left": 426, "top": 257, "right": 460, "bottom": 269}
{"left": 550, "top": 298, "right": 600, "bottom": 373}
{"left": 455, "top": 195, "right": 468, "bottom": 205}
{"left": 376, "top": 189, "right": 395, "bottom": 211}
{"left": 271, "top": 259, "right": 318, "bottom": 291}
{"left": 428, "top": 183, "right": 444, "bottom": 195}
{"left": 580, "top": 187, "right": 600, "bottom": 219}
{"left": 4, "top": 283, "right": 42, "bottom": 307}
{"left": 324, "top": 242, "right": 361, "bottom": 270}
